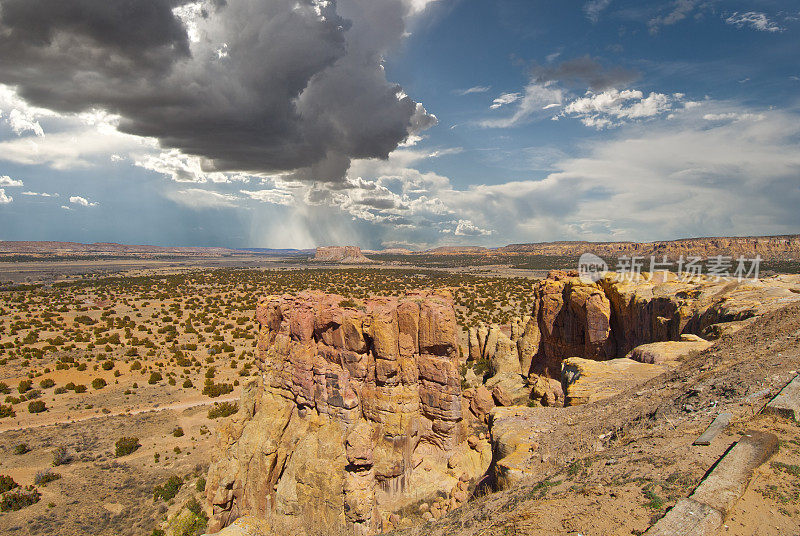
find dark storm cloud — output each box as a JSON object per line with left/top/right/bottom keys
{"left": 531, "top": 56, "right": 639, "bottom": 91}
{"left": 0, "top": 0, "right": 435, "bottom": 181}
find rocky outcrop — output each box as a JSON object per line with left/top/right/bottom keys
{"left": 560, "top": 357, "right": 670, "bottom": 406}
{"left": 626, "top": 336, "right": 712, "bottom": 365}
{"left": 205, "top": 291, "right": 490, "bottom": 534}
{"left": 312, "top": 246, "right": 374, "bottom": 264}
{"left": 517, "top": 271, "right": 800, "bottom": 378}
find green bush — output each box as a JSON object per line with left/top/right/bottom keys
{"left": 182, "top": 379, "right": 193, "bottom": 388}
{"left": 208, "top": 402, "right": 238, "bottom": 419}
{"left": 202, "top": 379, "right": 233, "bottom": 398}
{"left": 54, "top": 386, "right": 67, "bottom": 395}
{"left": 39, "top": 378, "right": 55, "bottom": 389}
{"left": 115, "top": 437, "right": 141, "bottom": 457}
{"left": 91, "top": 378, "right": 107, "bottom": 390}
{"left": 153, "top": 475, "right": 183, "bottom": 502}
{"left": 149, "top": 372, "right": 163, "bottom": 385}
{"left": 195, "top": 476, "right": 206, "bottom": 493}
{"left": 34, "top": 470, "right": 61, "bottom": 486}
{"left": 13, "top": 443, "right": 30, "bottom": 455}
{"left": 173, "top": 427, "right": 184, "bottom": 438}
{"left": 18, "top": 380, "right": 32, "bottom": 394}
{"left": 130, "top": 360, "right": 142, "bottom": 371}
{"left": 28, "top": 400, "right": 46, "bottom": 413}
{"left": 102, "top": 360, "right": 114, "bottom": 370}
{"left": 0, "top": 486, "right": 40, "bottom": 511}
{"left": 74, "top": 384, "right": 87, "bottom": 393}
{"left": 0, "top": 404, "right": 15, "bottom": 418}
{"left": 0, "top": 474, "right": 18, "bottom": 493}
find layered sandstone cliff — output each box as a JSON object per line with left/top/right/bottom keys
{"left": 500, "top": 234, "right": 800, "bottom": 259}
{"left": 516, "top": 271, "right": 800, "bottom": 379}
{"left": 205, "top": 291, "right": 490, "bottom": 534}
{"left": 312, "top": 246, "right": 374, "bottom": 263}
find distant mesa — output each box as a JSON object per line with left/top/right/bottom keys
{"left": 312, "top": 246, "right": 374, "bottom": 264}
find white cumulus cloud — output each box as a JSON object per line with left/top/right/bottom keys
{"left": 0, "top": 176, "right": 23, "bottom": 187}
{"left": 0, "top": 189, "right": 12, "bottom": 204}
{"left": 69, "top": 196, "right": 98, "bottom": 207}
{"left": 562, "top": 89, "right": 677, "bottom": 129}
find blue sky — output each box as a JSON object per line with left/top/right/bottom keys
{"left": 0, "top": 0, "right": 798, "bottom": 249}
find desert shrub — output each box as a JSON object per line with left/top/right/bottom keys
{"left": 153, "top": 475, "right": 183, "bottom": 502}
{"left": 115, "top": 436, "right": 141, "bottom": 457}
{"left": 28, "top": 400, "right": 46, "bottom": 413}
{"left": 149, "top": 372, "right": 163, "bottom": 384}
{"left": 77, "top": 363, "right": 87, "bottom": 371}
{"left": 34, "top": 470, "right": 61, "bottom": 486}
{"left": 173, "top": 427, "right": 184, "bottom": 438}
{"left": 102, "top": 360, "right": 114, "bottom": 370}
{"left": 74, "top": 384, "right": 87, "bottom": 393}
{"left": 202, "top": 379, "right": 233, "bottom": 398}
{"left": 130, "top": 360, "right": 143, "bottom": 371}
{"left": 18, "top": 379, "right": 32, "bottom": 393}
{"left": 205, "top": 367, "right": 216, "bottom": 379}
{"left": 91, "top": 378, "right": 107, "bottom": 390}
{"left": 13, "top": 443, "right": 30, "bottom": 455}
{"left": 168, "top": 509, "right": 208, "bottom": 536}
{"left": 54, "top": 386, "right": 67, "bottom": 394}
{"left": 208, "top": 402, "right": 238, "bottom": 419}
{"left": 0, "top": 382, "right": 9, "bottom": 394}
{"left": 182, "top": 379, "right": 193, "bottom": 389}
{"left": 0, "top": 404, "right": 15, "bottom": 418}
{"left": 39, "top": 378, "right": 55, "bottom": 389}
{"left": 52, "top": 446, "right": 71, "bottom": 466}
{"left": 168, "top": 377, "right": 176, "bottom": 386}
{"left": 185, "top": 497, "right": 203, "bottom": 516}
{"left": 25, "top": 389, "right": 41, "bottom": 400}
{"left": 0, "top": 486, "right": 40, "bottom": 511}
{"left": 0, "top": 474, "right": 18, "bottom": 493}
{"left": 196, "top": 476, "right": 206, "bottom": 492}
{"left": 151, "top": 530, "right": 165, "bottom": 536}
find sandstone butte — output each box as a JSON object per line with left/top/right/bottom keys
{"left": 204, "top": 271, "right": 800, "bottom": 534}
{"left": 311, "top": 246, "right": 374, "bottom": 264}
{"left": 205, "top": 290, "right": 492, "bottom": 535}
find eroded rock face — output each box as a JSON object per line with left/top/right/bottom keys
{"left": 517, "top": 271, "right": 800, "bottom": 378}
{"left": 205, "top": 291, "right": 482, "bottom": 534}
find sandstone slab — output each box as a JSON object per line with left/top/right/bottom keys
{"left": 561, "top": 357, "right": 669, "bottom": 406}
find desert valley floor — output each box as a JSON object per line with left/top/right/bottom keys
{"left": 0, "top": 253, "right": 797, "bottom": 536}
